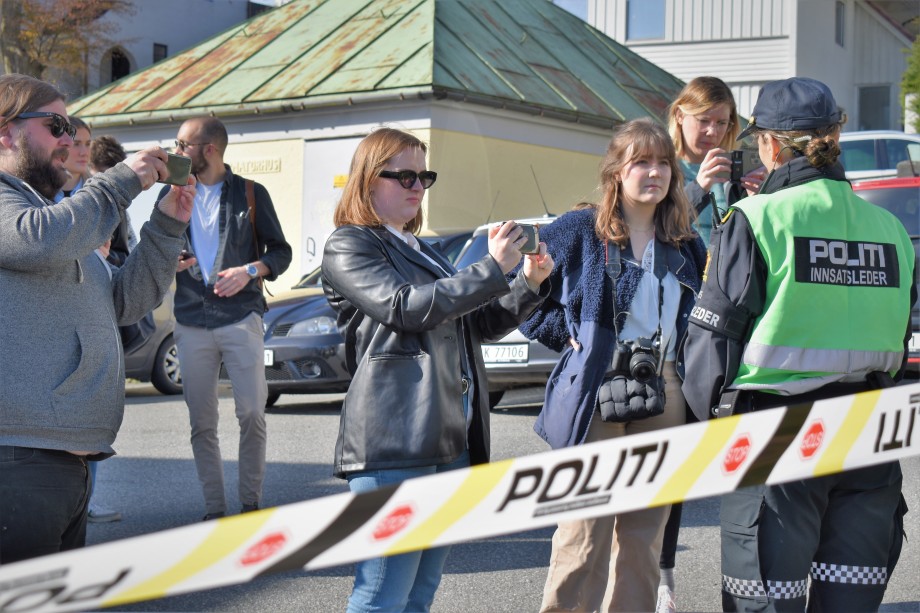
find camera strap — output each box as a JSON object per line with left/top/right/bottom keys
{"left": 604, "top": 239, "right": 667, "bottom": 358}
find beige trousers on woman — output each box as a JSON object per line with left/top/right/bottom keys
{"left": 540, "top": 361, "right": 686, "bottom": 613}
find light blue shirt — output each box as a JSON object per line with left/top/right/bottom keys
{"left": 619, "top": 239, "right": 681, "bottom": 361}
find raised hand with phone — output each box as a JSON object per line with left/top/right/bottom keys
{"left": 668, "top": 76, "right": 761, "bottom": 246}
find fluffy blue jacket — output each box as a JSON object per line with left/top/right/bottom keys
{"left": 518, "top": 207, "right": 706, "bottom": 449}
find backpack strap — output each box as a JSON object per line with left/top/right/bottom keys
{"left": 245, "top": 179, "right": 272, "bottom": 296}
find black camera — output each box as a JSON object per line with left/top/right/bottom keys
{"left": 610, "top": 336, "right": 661, "bottom": 384}
{"left": 730, "top": 149, "right": 761, "bottom": 183}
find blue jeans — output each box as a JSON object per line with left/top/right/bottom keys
{"left": 0, "top": 446, "right": 90, "bottom": 564}
{"left": 346, "top": 450, "right": 470, "bottom": 613}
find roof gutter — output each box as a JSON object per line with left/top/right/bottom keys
{"left": 80, "top": 86, "right": 438, "bottom": 128}
{"left": 80, "top": 85, "right": 621, "bottom": 131}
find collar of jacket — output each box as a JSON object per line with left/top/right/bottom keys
{"left": 610, "top": 239, "right": 698, "bottom": 331}
{"left": 759, "top": 156, "right": 848, "bottom": 195}
{"left": 367, "top": 225, "right": 455, "bottom": 279}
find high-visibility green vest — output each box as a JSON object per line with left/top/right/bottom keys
{"left": 731, "top": 177, "right": 914, "bottom": 395}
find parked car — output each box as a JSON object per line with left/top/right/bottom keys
{"left": 839, "top": 130, "right": 920, "bottom": 181}
{"left": 852, "top": 175, "right": 920, "bottom": 375}
{"left": 252, "top": 231, "right": 473, "bottom": 406}
{"left": 124, "top": 286, "right": 182, "bottom": 395}
{"left": 452, "top": 216, "right": 560, "bottom": 407}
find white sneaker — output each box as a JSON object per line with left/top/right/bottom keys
{"left": 87, "top": 505, "right": 122, "bottom": 523}
{"left": 656, "top": 585, "right": 676, "bottom": 613}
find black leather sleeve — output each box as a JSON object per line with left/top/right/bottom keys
{"left": 322, "top": 225, "right": 512, "bottom": 333}
{"left": 681, "top": 210, "right": 766, "bottom": 420}
{"left": 683, "top": 178, "right": 710, "bottom": 215}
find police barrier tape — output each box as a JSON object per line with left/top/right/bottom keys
{"left": 1, "top": 383, "right": 919, "bottom": 612}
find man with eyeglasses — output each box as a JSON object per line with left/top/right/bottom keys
{"left": 165, "top": 116, "right": 291, "bottom": 522}
{"left": 0, "top": 73, "right": 195, "bottom": 564}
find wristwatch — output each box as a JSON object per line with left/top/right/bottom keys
{"left": 245, "top": 263, "right": 259, "bottom": 279}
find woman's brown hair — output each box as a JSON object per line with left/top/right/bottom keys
{"left": 668, "top": 76, "right": 740, "bottom": 159}
{"left": 755, "top": 123, "right": 843, "bottom": 169}
{"left": 595, "top": 118, "right": 696, "bottom": 247}
{"left": 333, "top": 127, "right": 428, "bottom": 234}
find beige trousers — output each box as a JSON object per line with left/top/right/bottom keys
{"left": 540, "top": 362, "right": 686, "bottom": 613}
{"left": 175, "top": 312, "right": 268, "bottom": 515}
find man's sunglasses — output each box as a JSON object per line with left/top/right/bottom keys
{"left": 13, "top": 112, "right": 77, "bottom": 140}
{"left": 379, "top": 169, "right": 438, "bottom": 190}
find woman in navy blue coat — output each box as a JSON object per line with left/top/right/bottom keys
{"left": 519, "top": 118, "right": 706, "bottom": 612}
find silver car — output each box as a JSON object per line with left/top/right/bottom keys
{"left": 453, "top": 216, "right": 560, "bottom": 407}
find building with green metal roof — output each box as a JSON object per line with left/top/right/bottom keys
{"left": 70, "top": 0, "right": 683, "bottom": 283}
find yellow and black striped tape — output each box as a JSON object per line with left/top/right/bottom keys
{"left": 0, "top": 384, "right": 916, "bottom": 613}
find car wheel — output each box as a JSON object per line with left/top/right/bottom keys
{"left": 151, "top": 334, "right": 182, "bottom": 395}
{"left": 266, "top": 392, "right": 281, "bottom": 408}
{"left": 488, "top": 391, "right": 504, "bottom": 410}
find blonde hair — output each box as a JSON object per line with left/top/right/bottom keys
{"left": 595, "top": 118, "right": 696, "bottom": 247}
{"left": 334, "top": 128, "right": 428, "bottom": 234}
{"left": 668, "top": 76, "right": 740, "bottom": 159}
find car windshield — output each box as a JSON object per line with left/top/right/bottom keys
{"left": 292, "top": 267, "right": 323, "bottom": 289}
{"left": 454, "top": 234, "right": 489, "bottom": 270}
{"left": 857, "top": 187, "right": 920, "bottom": 238}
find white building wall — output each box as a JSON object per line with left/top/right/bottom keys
{"left": 793, "top": 0, "right": 853, "bottom": 116}
{"left": 23, "top": 0, "right": 283, "bottom": 98}
{"left": 585, "top": 0, "right": 794, "bottom": 116}
{"left": 89, "top": 0, "right": 254, "bottom": 92}
{"left": 852, "top": 2, "right": 912, "bottom": 129}
{"left": 584, "top": 0, "right": 911, "bottom": 127}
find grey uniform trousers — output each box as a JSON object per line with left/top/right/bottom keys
{"left": 720, "top": 461, "right": 905, "bottom": 612}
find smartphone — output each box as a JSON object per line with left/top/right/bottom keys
{"left": 714, "top": 154, "right": 733, "bottom": 180}
{"left": 730, "top": 148, "right": 762, "bottom": 182}
{"left": 160, "top": 153, "right": 192, "bottom": 186}
{"left": 178, "top": 249, "right": 195, "bottom": 261}
{"left": 518, "top": 223, "right": 540, "bottom": 255}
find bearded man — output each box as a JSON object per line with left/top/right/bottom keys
{"left": 0, "top": 74, "right": 195, "bottom": 564}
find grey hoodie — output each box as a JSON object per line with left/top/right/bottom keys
{"left": 0, "top": 163, "right": 187, "bottom": 455}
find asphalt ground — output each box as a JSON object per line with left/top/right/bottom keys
{"left": 82, "top": 384, "right": 920, "bottom": 612}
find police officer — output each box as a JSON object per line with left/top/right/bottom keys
{"left": 682, "top": 77, "right": 915, "bottom": 612}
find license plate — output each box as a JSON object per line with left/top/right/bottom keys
{"left": 481, "top": 343, "right": 529, "bottom": 364}
{"left": 911, "top": 333, "right": 920, "bottom": 352}
{"left": 264, "top": 349, "right": 274, "bottom": 366}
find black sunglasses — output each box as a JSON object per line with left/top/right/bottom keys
{"left": 13, "top": 112, "right": 77, "bottom": 140}
{"left": 379, "top": 169, "right": 437, "bottom": 189}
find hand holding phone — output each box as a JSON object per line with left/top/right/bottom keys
{"left": 160, "top": 153, "right": 192, "bottom": 186}
{"left": 518, "top": 223, "right": 540, "bottom": 255}
{"left": 730, "top": 149, "right": 762, "bottom": 183}
{"left": 179, "top": 249, "right": 195, "bottom": 261}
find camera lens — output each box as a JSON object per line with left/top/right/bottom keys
{"left": 629, "top": 352, "right": 657, "bottom": 384}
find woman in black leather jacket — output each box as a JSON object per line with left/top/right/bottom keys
{"left": 321, "top": 128, "right": 553, "bottom": 613}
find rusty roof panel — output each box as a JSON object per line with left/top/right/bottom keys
{"left": 134, "top": 3, "right": 318, "bottom": 112}
{"left": 433, "top": 1, "right": 571, "bottom": 108}
{"left": 312, "top": 1, "right": 433, "bottom": 95}
{"left": 249, "top": 0, "right": 425, "bottom": 101}
{"left": 530, "top": 1, "right": 681, "bottom": 120}
{"left": 433, "top": 25, "right": 520, "bottom": 99}
{"left": 188, "top": 0, "right": 336, "bottom": 106}
{"left": 462, "top": 1, "right": 563, "bottom": 70}
{"left": 68, "top": 30, "right": 236, "bottom": 118}
{"left": 530, "top": 64, "right": 619, "bottom": 119}
{"left": 432, "top": 57, "right": 466, "bottom": 91}
{"left": 378, "top": 42, "right": 434, "bottom": 89}
{"left": 531, "top": 29, "right": 649, "bottom": 118}
{"left": 70, "top": 0, "right": 683, "bottom": 129}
